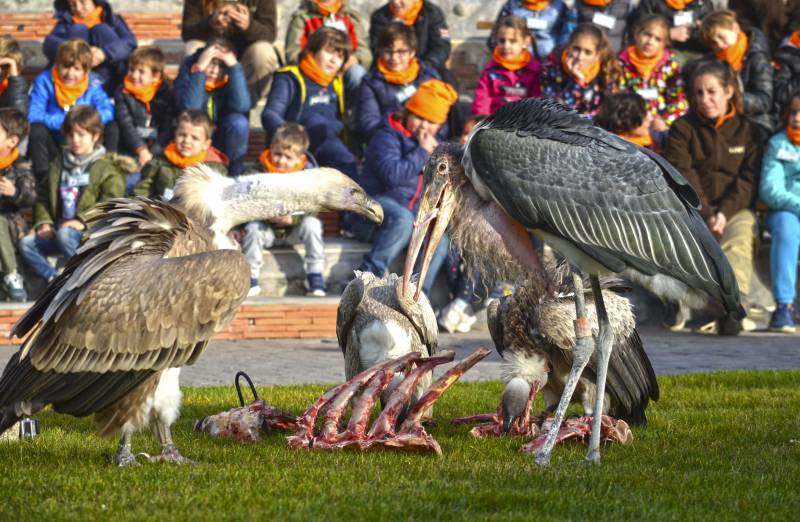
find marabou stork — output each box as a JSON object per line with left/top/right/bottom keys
{"left": 0, "top": 165, "right": 383, "bottom": 466}
{"left": 403, "top": 99, "right": 743, "bottom": 465}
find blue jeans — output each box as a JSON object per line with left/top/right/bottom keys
{"left": 213, "top": 113, "right": 249, "bottom": 177}
{"left": 766, "top": 210, "right": 800, "bottom": 305}
{"left": 19, "top": 227, "right": 83, "bottom": 281}
{"left": 352, "top": 195, "right": 448, "bottom": 294}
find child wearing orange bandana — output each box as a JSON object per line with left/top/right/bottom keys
{"left": 774, "top": 23, "right": 800, "bottom": 120}
{"left": 595, "top": 92, "right": 665, "bottom": 152}
{"left": 114, "top": 46, "right": 176, "bottom": 170}
{"left": 352, "top": 79, "right": 456, "bottom": 295}
{"left": 28, "top": 39, "right": 115, "bottom": 181}
{"left": 0, "top": 108, "right": 35, "bottom": 301}
{"left": 760, "top": 92, "right": 800, "bottom": 332}
{"left": 618, "top": 14, "right": 687, "bottom": 129}
{"left": 262, "top": 27, "right": 358, "bottom": 181}
{"left": 241, "top": 123, "right": 328, "bottom": 297}
{"left": 356, "top": 23, "right": 441, "bottom": 137}
{"left": 486, "top": 0, "right": 576, "bottom": 60}
{"left": 0, "top": 36, "right": 28, "bottom": 115}
{"left": 629, "top": 0, "right": 714, "bottom": 61}
{"left": 285, "top": 0, "right": 372, "bottom": 102}
{"left": 700, "top": 9, "right": 775, "bottom": 135}
{"left": 473, "top": 16, "right": 541, "bottom": 117}
{"left": 134, "top": 110, "right": 228, "bottom": 201}
{"left": 22, "top": 105, "right": 126, "bottom": 285}
{"left": 541, "top": 23, "right": 621, "bottom": 118}
{"left": 175, "top": 37, "right": 250, "bottom": 177}
{"left": 43, "top": 0, "right": 137, "bottom": 89}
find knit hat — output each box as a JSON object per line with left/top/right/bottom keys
{"left": 404, "top": 79, "right": 458, "bottom": 124}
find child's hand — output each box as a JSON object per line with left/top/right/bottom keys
{"left": 417, "top": 130, "right": 439, "bottom": 154}
{"left": 652, "top": 116, "right": 669, "bottom": 133}
{"left": 707, "top": 212, "right": 726, "bottom": 239}
{"left": 218, "top": 47, "right": 239, "bottom": 67}
{"left": 271, "top": 214, "right": 294, "bottom": 226}
{"left": 61, "top": 219, "right": 85, "bottom": 232}
{"left": 137, "top": 148, "right": 153, "bottom": 168}
{"left": 90, "top": 46, "right": 106, "bottom": 67}
{"left": 37, "top": 224, "right": 54, "bottom": 240}
{"left": 211, "top": 6, "right": 232, "bottom": 33}
{"left": 343, "top": 55, "right": 359, "bottom": 72}
{"left": 228, "top": 3, "right": 251, "bottom": 31}
{"left": 670, "top": 25, "right": 691, "bottom": 43}
{"left": 565, "top": 54, "right": 584, "bottom": 82}
{"left": 196, "top": 46, "right": 220, "bottom": 71}
{"left": 0, "top": 177, "right": 16, "bottom": 197}
{"left": 0, "top": 57, "right": 19, "bottom": 77}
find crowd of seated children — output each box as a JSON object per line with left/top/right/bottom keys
{"left": 242, "top": 123, "right": 327, "bottom": 297}
{"left": 0, "top": 36, "right": 28, "bottom": 115}
{"left": 134, "top": 110, "right": 228, "bottom": 201}
{"left": 21, "top": 105, "right": 125, "bottom": 284}
{"left": 488, "top": 0, "right": 576, "bottom": 61}
{"left": 0, "top": 109, "right": 36, "bottom": 301}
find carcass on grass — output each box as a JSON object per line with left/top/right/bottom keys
{"left": 288, "top": 348, "right": 491, "bottom": 454}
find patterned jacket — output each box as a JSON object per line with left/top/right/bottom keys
{"left": 541, "top": 53, "right": 612, "bottom": 118}
{"left": 618, "top": 47, "right": 687, "bottom": 125}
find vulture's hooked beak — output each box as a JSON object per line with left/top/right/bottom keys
{"left": 402, "top": 163, "right": 457, "bottom": 301}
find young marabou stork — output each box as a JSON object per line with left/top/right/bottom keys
{"left": 403, "top": 98, "right": 744, "bottom": 465}
{"left": 0, "top": 165, "right": 383, "bottom": 466}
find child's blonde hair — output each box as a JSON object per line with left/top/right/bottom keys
{"left": 271, "top": 123, "right": 310, "bottom": 154}
{"left": 176, "top": 110, "right": 215, "bottom": 141}
{"left": 493, "top": 16, "right": 534, "bottom": 46}
{"left": 634, "top": 14, "right": 671, "bottom": 46}
{"left": 700, "top": 10, "right": 740, "bottom": 45}
{"left": 56, "top": 39, "right": 92, "bottom": 72}
{"left": 128, "top": 46, "right": 166, "bottom": 76}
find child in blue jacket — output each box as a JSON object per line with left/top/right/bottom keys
{"left": 261, "top": 27, "right": 357, "bottom": 181}
{"left": 28, "top": 38, "right": 115, "bottom": 181}
{"left": 759, "top": 92, "right": 800, "bottom": 332}
{"left": 174, "top": 37, "right": 251, "bottom": 177}
{"left": 43, "top": 0, "right": 137, "bottom": 91}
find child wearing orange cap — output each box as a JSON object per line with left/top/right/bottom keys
{"left": 352, "top": 79, "right": 456, "bottom": 295}
{"left": 700, "top": 9, "right": 775, "bottom": 135}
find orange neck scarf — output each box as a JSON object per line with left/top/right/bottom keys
{"left": 390, "top": 0, "right": 423, "bottom": 26}
{"left": 523, "top": 0, "right": 550, "bottom": 11}
{"left": 205, "top": 74, "right": 229, "bottom": 93}
{"left": 715, "top": 105, "right": 737, "bottom": 129}
{"left": 72, "top": 5, "right": 104, "bottom": 28}
{"left": 163, "top": 142, "right": 207, "bottom": 168}
{"left": 0, "top": 78, "right": 7, "bottom": 97}
{"left": 626, "top": 45, "right": 663, "bottom": 80}
{"left": 123, "top": 76, "right": 162, "bottom": 112}
{"left": 716, "top": 31, "right": 748, "bottom": 72}
{"left": 789, "top": 31, "right": 800, "bottom": 48}
{"left": 561, "top": 50, "right": 600, "bottom": 86}
{"left": 377, "top": 57, "right": 420, "bottom": 85}
{"left": 583, "top": 0, "right": 610, "bottom": 6}
{"left": 665, "top": 0, "right": 693, "bottom": 9}
{"left": 620, "top": 132, "right": 653, "bottom": 148}
{"left": 787, "top": 126, "right": 800, "bottom": 146}
{"left": 259, "top": 148, "right": 307, "bottom": 173}
{"left": 299, "top": 53, "right": 336, "bottom": 87}
{"left": 0, "top": 147, "right": 19, "bottom": 171}
{"left": 52, "top": 67, "right": 88, "bottom": 109}
{"left": 493, "top": 47, "right": 532, "bottom": 72}
{"left": 314, "top": 0, "right": 342, "bottom": 16}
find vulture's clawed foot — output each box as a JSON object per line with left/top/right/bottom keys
{"left": 114, "top": 446, "right": 140, "bottom": 468}
{"left": 138, "top": 444, "right": 197, "bottom": 465}
{"left": 287, "top": 348, "right": 491, "bottom": 455}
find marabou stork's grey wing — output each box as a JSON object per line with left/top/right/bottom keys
{"left": 392, "top": 275, "right": 438, "bottom": 355}
{"left": 337, "top": 274, "right": 367, "bottom": 355}
{"left": 464, "top": 98, "right": 742, "bottom": 317}
{"left": 486, "top": 296, "right": 509, "bottom": 358}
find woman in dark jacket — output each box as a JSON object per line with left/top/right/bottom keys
{"left": 575, "top": 0, "right": 635, "bottom": 53}
{"left": 700, "top": 9, "right": 775, "bottom": 135}
{"left": 630, "top": 0, "right": 714, "bottom": 61}
{"left": 664, "top": 60, "right": 762, "bottom": 334}
{"left": 43, "top": 0, "right": 137, "bottom": 91}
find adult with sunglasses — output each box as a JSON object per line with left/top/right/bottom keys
{"left": 355, "top": 23, "right": 441, "bottom": 139}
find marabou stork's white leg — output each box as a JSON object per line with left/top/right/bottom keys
{"left": 585, "top": 274, "right": 613, "bottom": 465}
{"left": 535, "top": 271, "right": 595, "bottom": 467}
{"left": 114, "top": 429, "right": 137, "bottom": 467}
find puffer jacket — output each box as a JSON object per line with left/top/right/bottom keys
{"left": 664, "top": 109, "right": 762, "bottom": 220}
{"left": 284, "top": 1, "right": 371, "bottom": 68}
{"left": 0, "top": 157, "right": 36, "bottom": 241}
{"left": 0, "top": 76, "right": 29, "bottom": 115}
{"left": 774, "top": 36, "right": 800, "bottom": 120}
{"left": 369, "top": 1, "right": 451, "bottom": 71}
{"left": 575, "top": 0, "right": 635, "bottom": 53}
{"left": 28, "top": 69, "right": 114, "bottom": 133}
{"left": 759, "top": 130, "right": 800, "bottom": 215}
{"left": 471, "top": 58, "right": 542, "bottom": 116}
{"left": 113, "top": 80, "right": 176, "bottom": 157}
{"left": 487, "top": 0, "right": 577, "bottom": 61}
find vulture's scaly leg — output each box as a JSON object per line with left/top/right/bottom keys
{"left": 148, "top": 420, "right": 195, "bottom": 464}
{"left": 535, "top": 271, "right": 595, "bottom": 467}
{"left": 585, "top": 275, "right": 612, "bottom": 465}
{"left": 115, "top": 429, "right": 137, "bottom": 467}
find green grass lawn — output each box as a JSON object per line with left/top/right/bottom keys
{"left": 1, "top": 370, "right": 798, "bottom": 521}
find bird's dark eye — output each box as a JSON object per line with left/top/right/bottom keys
{"left": 438, "top": 162, "right": 447, "bottom": 174}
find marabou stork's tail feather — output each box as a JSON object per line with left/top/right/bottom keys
{"left": 604, "top": 329, "right": 659, "bottom": 426}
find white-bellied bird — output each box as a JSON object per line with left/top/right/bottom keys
{"left": 0, "top": 165, "right": 383, "bottom": 466}
{"left": 403, "top": 98, "right": 743, "bottom": 465}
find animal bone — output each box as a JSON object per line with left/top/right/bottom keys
{"left": 194, "top": 399, "right": 298, "bottom": 443}
{"left": 287, "top": 348, "right": 491, "bottom": 454}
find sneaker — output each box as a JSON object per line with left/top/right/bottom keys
{"left": 3, "top": 272, "right": 26, "bottom": 302}
{"left": 247, "top": 278, "right": 261, "bottom": 297}
{"left": 438, "top": 298, "right": 477, "bottom": 333}
{"left": 305, "top": 273, "right": 326, "bottom": 297}
{"left": 769, "top": 304, "right": 796, "bottom": 333}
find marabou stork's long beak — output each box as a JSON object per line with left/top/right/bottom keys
{"left": 402, "top": 170, "right": 456, "bottom": 301}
